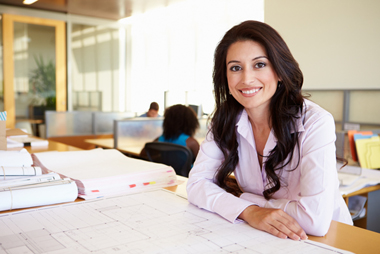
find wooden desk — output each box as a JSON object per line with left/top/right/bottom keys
{"left": 342, "top": 184, "right": 380, "bottom": 228}
{"left": 175, "top": 178, "right": 380, "bottom": 254}
{"left": 7, "top": 138, "right": 380, "bottom": 253}
{"left": 1, "top": 169, "right": 379, "bottom": 253}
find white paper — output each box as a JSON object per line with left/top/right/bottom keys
{"left": 34, "top": 149, "right": 172, "bottom": 179}
{"left": 6, "top": 138, "right": 23, "bottom": 148}
{"left": 0, "top": 166, "right": 42, "bottom": 176}
{"left": 7, "top": 136, "right": 48, "bottom": 147}
{"left": 0, "top": 172, "right": 61, "bottom": 188}
{"left": 33, "top": 149, "right": 178, "bottom": 199}
{"left": 0, "top": 149, "right": 33, "bottom": 167}
{"left": 0, "top": 179, "right": 78, "bottom": 211}
{"left": 0, "top": 190, "right": 353, "bottom": 254}
{"left": 339, "top": 166, "right": 380, "bottom": 195}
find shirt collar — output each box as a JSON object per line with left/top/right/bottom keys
{"left": 236, "top": 107, "right": 306, "bottom": 136}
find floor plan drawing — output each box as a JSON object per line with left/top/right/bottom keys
{"left": 0, "top": 189, "right": 351, "bottom": 254}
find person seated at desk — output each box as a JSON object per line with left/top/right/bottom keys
{"left": 186, "top": 20, "right": 353, "bottom": 241}
{"left": 140, "top": 102, "right": 161, "bottom": 117}
{"left": 140, "top": 104, "right": 200, "bottom": 161}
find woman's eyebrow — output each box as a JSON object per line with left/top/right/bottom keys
{"left": 227, "top": 56, "right": 268, "bottom": 65}
{"left": 253, "top": 56, "right": 268, "bottom": 61}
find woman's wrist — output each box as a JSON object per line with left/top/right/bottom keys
{"left": 239, "top": 205, "right": 259, "bottom": 221}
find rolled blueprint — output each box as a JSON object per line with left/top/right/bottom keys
{"left": 0, "top": 149, "right": 33, "bottom": 167}
{"left": 0, "top": 179, "right": 78, "bottom": 211}
{"left": 0, "top": 173, "right": 61, "bottom": 189}
{"left": 0, "top": 166, "right": 42, "bottom": 177}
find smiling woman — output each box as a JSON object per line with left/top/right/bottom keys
{"left": 187, "top": 20, "right": 353, "bottom": 240}
{"left": 226, "top": 40, "right": 279, "bottom": 116}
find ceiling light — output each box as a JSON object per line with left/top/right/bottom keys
{"left": 23, "top": 0, "right": 38, "bottom": 5}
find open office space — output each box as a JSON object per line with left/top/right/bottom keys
{"left": 1, "top": 0, "right": 380, "bottom": 253}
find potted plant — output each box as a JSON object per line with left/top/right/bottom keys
{"left": 29, "top": 55, "right": 56, "bottom": 119}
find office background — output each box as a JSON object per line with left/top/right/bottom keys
{"left": 1, "top": 0, "right": 380, "bottom": 234}
{"left": 1, "top": 0, "right": 379, "bottom": 129}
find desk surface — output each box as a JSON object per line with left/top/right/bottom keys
{"left": 2, "top": 176, "right": 380, "bottom": 253}
{"left": 6, "top": 139, "right": 380, "bottom": 253}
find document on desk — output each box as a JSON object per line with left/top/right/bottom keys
{"left": 0, "top": 148, "right": 33, "bottom": 167}
{"left": 7, "top": 136, "right": 49, "bottom": 147}
{"left": 0, "top": 166, "right": 42, "bottom": 177}
{"left": 0, "top": 172, "right": 78, "bottom": 211}
{"left": 33, "top": 149, "right": 177, "bottom": 199}
{"left": 338, "top": 163, "right": 380, "bottom": 195}
{"left": 0, "top": 189, "right": 352, "bottom": 254}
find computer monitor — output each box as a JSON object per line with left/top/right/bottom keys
{"left": 188, "top": 104, "right": 202, "bottom": 117}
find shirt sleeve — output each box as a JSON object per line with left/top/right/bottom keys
{"left": 186, "top": 132, "right": 254, "bottom": 223}
{"left": 240, "top": 113, "right": 339, "bottom": 236}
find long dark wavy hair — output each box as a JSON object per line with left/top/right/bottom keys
{"left": 162, "top": 104, "right": 199, "bottom": 140}
{"left": 211, "top": 20, "right": 305, "bottom": 200}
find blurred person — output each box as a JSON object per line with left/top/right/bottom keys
{"left": 140, "top": 102, "right": 160, "bottom": 117}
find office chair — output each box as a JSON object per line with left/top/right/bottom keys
{"left": 143, "top": 142, "right": 193, "bottom": 177}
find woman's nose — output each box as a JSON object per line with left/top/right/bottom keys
{"left": 242, "top": 69, "right": 255, "bottom": 85}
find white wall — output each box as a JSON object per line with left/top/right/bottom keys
{"left": 123, "top": 0, "right": 264, "bottom": 115}
{"left": 265, "top": 0, "right": 380, "bottom": 90}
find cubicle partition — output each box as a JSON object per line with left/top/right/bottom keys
{"left": 114, "top": 118, "right": 164, "bottom": 149}
{"left": 113, "top": 117, "right": 210, "bottom": 151}
{"left": 45, "top": 111, "right": 135, "bottom": 149}
{"left": 45, "top": 111, "right": 93, "bottom": 138}
{"left": 303, "top": 89, "right": 380, "bottom": 131}
{"left": 93, "top": 112, "right": 135, "bottom": 135}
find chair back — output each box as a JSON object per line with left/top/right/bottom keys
{"left": 144, "top": 142, "right": 193, "bottom": 177}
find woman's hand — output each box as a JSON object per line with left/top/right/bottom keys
{"left": 239, "top": 205, "right": 307, "bottom": 240}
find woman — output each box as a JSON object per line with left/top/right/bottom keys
{"left": 186, "top": 20, "right": 352, "bottom": 240}
{"left": 140, "top": 104, "right": 200, "bottom": 160}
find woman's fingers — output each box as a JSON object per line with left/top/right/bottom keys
{"left": 239, "top": 205, "right": 307, "bottom": 240}
{"left": 277, "top": 211, "right": 308, "bottom": 240}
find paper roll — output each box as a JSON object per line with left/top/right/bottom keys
{"left": 0, "top": 166, "right": 42, "bottom": 176}
{"left": 0, "top": 180, "right": 78, "bottom": 211}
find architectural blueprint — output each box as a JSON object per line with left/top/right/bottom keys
{"left": 0, "top": 189, "right": 351, "bottom": 254}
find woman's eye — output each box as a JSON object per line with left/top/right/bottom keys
{"left": 230, "top": 66, "right": 242, "bottom": 72}
{"left": 255, "top": 62, "right": 266, "bottom": 68}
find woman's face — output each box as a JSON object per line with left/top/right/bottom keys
{"left": 226, "top": 40, "right": 279, "bottom": 114}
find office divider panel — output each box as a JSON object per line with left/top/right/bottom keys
{"left": 195, "top": 117, "right": 209, "bottom": 140}
{"left": 114, "top": 116, "right": 210, "bottom": 149}
{"left": 93, "top": 112, "right": 135, "bottom": 135}
{"left": 45, "top": 111, "right": 135, "bottom": 138}
{"left": 45, "top": 111, "right": 93, "bottom": 138}
{"left": 114, "top": 118, "right": 164, "bottom": 149}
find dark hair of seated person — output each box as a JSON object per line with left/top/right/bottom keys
{"left": 140, "top": 104, "right": 200, "bottom": 160}
{"left": 162, "top": 104, "right": 199, "bottom": 140}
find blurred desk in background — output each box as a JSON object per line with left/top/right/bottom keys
{"left": 85, "top": 138, "right": 142, "bottom": 157}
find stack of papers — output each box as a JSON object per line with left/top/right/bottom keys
{"left": 348, "top": 130, "right": 380, "bottom": 169}
{"left": 355, "top": 136, "right": 380, "bottom": 169}
{"left": 337, "top": 162, "right": 380, "bottom": 195}
{"left": 0, "top": 172, "right": 78, "bottom": 211}
{"left": 0, "top": 149, "right": 78, "bottom": 211}
{"left": 0, "top": 166, "right": 42, "bottom": 180}
{"left": 0, "top": 149, "right": 33, "bottom": 167}
{"left": 33, "top": 149, "right": 178, "bottom": 199}
{"left": 6, "top": 128, "right": 48, "bottom": 148}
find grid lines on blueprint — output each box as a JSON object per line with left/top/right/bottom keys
{"left": 0, "top": 189, "right": 350, "bottom": 254}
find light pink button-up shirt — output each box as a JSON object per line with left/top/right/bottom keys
{"left": 187, "top": 100, "right": 353, "bottom": 236}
